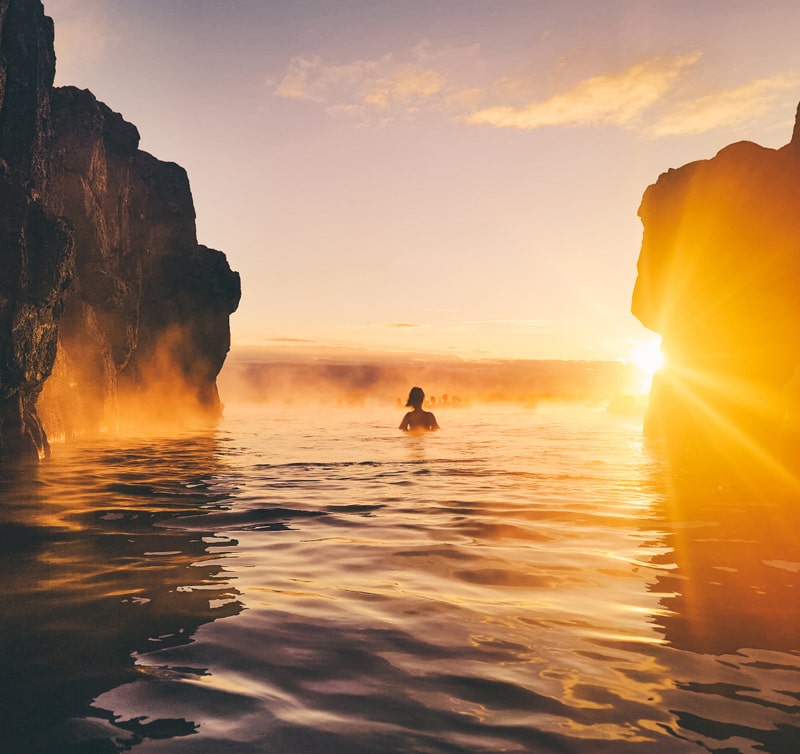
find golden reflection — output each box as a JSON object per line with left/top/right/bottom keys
{"left": 0, "top": 435, "right": 241, "bottom": 750}
{"left": 646, "top": 361, "right": 800, "bottom": 491}
{"left": 645, "top": 438, "right": 800, "bottom": 657}
{"left": 643, "top": 368, "right": 800, "bottom": 655}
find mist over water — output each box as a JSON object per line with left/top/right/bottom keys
{"left": 1, "top": 397, "right": 799, "bottom": 752}
{"left": 217, "top": 354, "right": 645, "bottom": 408}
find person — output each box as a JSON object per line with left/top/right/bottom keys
{"left": 399, "top": 386, "right": 439, "bottom": 432}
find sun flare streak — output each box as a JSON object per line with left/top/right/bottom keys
{"left": 654, "top": 362, "right": 800, "bottom": 491}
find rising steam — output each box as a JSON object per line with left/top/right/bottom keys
{"left": 218, "top": 351, "right": 640, "bottom": 410}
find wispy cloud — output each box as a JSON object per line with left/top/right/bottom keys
{"left": 271, "top": 45, "right": 481, "bottom": 123}
{"left": 264, "top": 336, "right": 320, "bottom": 344}
{"left": 647, "top": 74, "right": 800, "bottom": 137}
{"left": 362, "top": 67, "right": 446, "bottom": 108}
{"left": 273, "top": 55, "right": 382, "bottom": 101}
{"left": 450, "top": 319, "right": 552, "bottom": 331}
{"left": 466, "top": 53, "right": 701, "bottom": 130}
{"left": 273, "top": 55, "right": 445, "bottom": 110}
{"left": 273, "top": 45, "right": 796, "bottom": 140}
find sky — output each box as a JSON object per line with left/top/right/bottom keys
{"left": 44, "top": 0, "right": 800, "bottom": 363}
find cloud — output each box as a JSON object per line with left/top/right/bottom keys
{"left": 266, "top": 336, "right": 319, "bottom": 344}
{"left": 275, "top": 56, "right": 446, "bottom": 113}
{"left": 273, "top": 47, "right": 798, "bottom": 140}
{"left": 363, "top": 67, "right": 446, "bottom": 108}
{"left": 272, "top": 45, "right": 481, "bottom": 123}
{"left": 272, "top": 57, "right": 317, "bottom": 99}
{"left": 454, "top": 319, "right": 552, "bottom": 330}
{"left": 446, "top": 87, "right": 484, "bottom": 111}
{"left": 466, "top": 53, "right": 701, "bottom": 130}
{"left": 647, "top": 74, "right": 800, "bottom": 137}
{"left": 273, "top": 55, "right": 381, "bottom": 102}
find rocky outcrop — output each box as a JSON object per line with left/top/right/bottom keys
{"left": 0, "top": 0, "right": 73, "bottom": 462}
{"left": 38, "top": 87, "right": 240, "bottom": 438}
{"left": 0, "top": 0, "right": 240, "bottom": 461}
{"left": 632, "top": 103, "right": 800, "bottom": 464}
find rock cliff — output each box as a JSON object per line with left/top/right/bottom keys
{"left": 0, "top": 0, "right": 240, "bottom": 461}
{"left": 0, "top": 0, "right": 73, "bottom": 462}
{"left": 632, "top": 103, "right": 800, "bottom": 465}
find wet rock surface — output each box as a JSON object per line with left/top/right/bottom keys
{"left": 1, "top": 0, "right": 240, "bottom": 460}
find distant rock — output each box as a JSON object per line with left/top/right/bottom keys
{"left": 0, "top": 0, "right": 240, "bottom": 461}
{"left": 632, "top": 102, "right": 800, "bottom": 463}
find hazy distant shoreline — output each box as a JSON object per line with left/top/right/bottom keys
{"left": 219, "top": 349, "right": 642, "bottom": 407}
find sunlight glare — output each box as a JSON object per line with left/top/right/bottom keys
{"left": 632, "top": 338, "right": 665, "bottom": 381}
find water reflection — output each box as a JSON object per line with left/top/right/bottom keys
{"left": 647, "top": 459, "right": 800, "bottom": 655}
{"left": 644, "top": 454, "right": 800, "bottom": 752}
{"left": 0, "top": 435, "right": 241, "bottom": 752}
{"left": 3, "top": 407, "right": 799, "bottom": 752}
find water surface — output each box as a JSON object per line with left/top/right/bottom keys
{"left": 1, "top": 403, "right": 798, "bottom": 752}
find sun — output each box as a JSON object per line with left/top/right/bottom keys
{"left": 632, "top": 337, "right": 665, "bottom": 379}
{"left": 628, "top": 337, "right": 665, "bottom": 394}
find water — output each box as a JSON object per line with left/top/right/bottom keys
{"left": 1, "top": 402, "right": 799, "bottom": 753}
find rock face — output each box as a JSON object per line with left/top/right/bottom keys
{"left": 632, "top": 103, "right": 800, "bottom": 463}
{"left": 39, "top": 87, "right": 241, "bottom": 439}
{"left": 0, "top": 0, "right": 240, "bottom": 461}
{"left": 0, "top": 0, "right": 73, "bottom": 462}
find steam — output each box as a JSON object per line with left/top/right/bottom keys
{"left": 217, "top": 352, "right": 640, "bottom": 409}
{"left": 36, "top": 332, "right": 643, "bottom": 446}
{"left": 116, "top": 324, "right": 224, "bottom": 433}
{"left": 37, "top": 324, "right": 226, "bottom": 440}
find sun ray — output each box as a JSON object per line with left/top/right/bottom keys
{"left": 650, "top": 361, "right": 800, "bottom": 492}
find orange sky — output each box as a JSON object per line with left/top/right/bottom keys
{"left": 45, "top": 0, "right": 800, "bottom": 362}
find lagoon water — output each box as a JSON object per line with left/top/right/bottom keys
{"left": 1, "top": 401, "right": 799, "bottom": 752}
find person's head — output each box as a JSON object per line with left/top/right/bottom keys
{"left": 406, "top": 386, "right": 425, "bottom": 409}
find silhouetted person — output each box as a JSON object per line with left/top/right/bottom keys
{"left": 399, "top": 386, "right": 439, "bottom": 432}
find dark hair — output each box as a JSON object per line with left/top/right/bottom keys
{"left": 406, "top": 386, "right": 425, "bottom": 408}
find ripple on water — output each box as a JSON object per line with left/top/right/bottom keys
{"left": 1, "top": 404, "right": 798, "bottom": 752}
